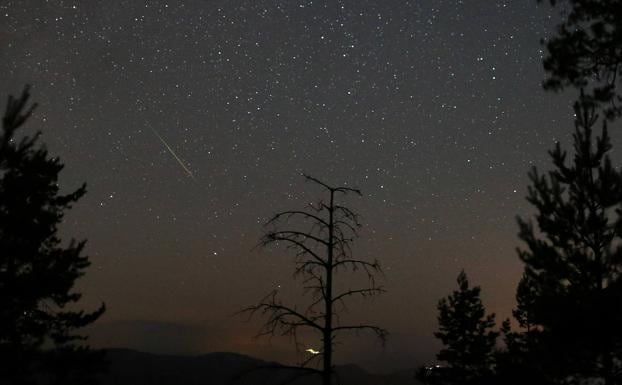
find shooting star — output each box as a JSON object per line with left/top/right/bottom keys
{"left": 150, "top": 128, "right": 196, "bottom": 181}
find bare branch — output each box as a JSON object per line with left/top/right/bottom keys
{"left": 333, "top": 324, "right": 388, "bottom": 345}
{"left": 303, "top": 174, "right": 334, "bottom": 191}
{"left": 334, "top": 204, "right": 360, "bottom": 221}
{"left": 267, "top": 230, "right": 330, "bottom": 247}
{"left": 296, "top": 260, "right": 325, "bottom": 277}
{"left": 334, "top": 186, "right": 362, "bottom": 196}
{"left": 333, "top": 220, "right": 360, "bottom": 235}
{"left": 333, "top": 258, "right": 382, "bottom": 272}
{"left": 303, "top": 174, "right": 362, "bottom": 196}
{"left": 240, "top": 292, "right": 324, "bottom": 336}
{"left": 261, "top": 234, "right": 325, "bottom": 265}
{"left": 332, "top": 287, "right": 385, "bottom": 303}
{"left": 268, "top": 210, "right": 330, "bottom": 229}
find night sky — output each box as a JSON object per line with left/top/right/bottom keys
{"left": 0, "top": 0, "right": 602, "bottom": 372}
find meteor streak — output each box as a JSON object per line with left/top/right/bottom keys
{"left": 151, "top": 128, "right": 196, "bottom": 180}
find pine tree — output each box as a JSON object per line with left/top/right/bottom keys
{"left": 0, "top": 86, "right": 105, "bottom": 384}
{"left": 495, "top": 305, "right": 550, "bottom": 385}
{"left": 430, "top": 270, "right": 497, "bottom": 385}
{"left": 512, "top": 92, "right": 622, "bottom": 385}
{"left": 538, "top": 0, "right": 622, "bottom": 118}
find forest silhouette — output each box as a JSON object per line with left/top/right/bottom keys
{"left": 2, "top": 0, "right": 622, "bottom": 384}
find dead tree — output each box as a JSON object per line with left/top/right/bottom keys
{"left": 243, "top": 175, "right": 387, "bottom": 385}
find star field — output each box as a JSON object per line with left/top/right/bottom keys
{"left": 0, "top": 0, "right": 595, "bottom": 371}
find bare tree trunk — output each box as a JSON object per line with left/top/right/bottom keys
{"left": 241, "top": 175, "right": 387, "bottom": 385}
{"left": 322, "top": 190, "right": 335, "bottom": 385}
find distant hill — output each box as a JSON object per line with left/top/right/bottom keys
{"left": 97, "top": 349, "right": 419, "bottom": 385}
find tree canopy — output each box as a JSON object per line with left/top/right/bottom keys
{"left": 426, "top": 270, "right": 497, "bottom": 385}
{"left": 0, "top": 86, "right": 105, "bottom": 385}
{"left": 511, "top": 93, "right": 622, "bottom": 384}
{"left": 540, "top": 0, "right": 622, "bottom": 118}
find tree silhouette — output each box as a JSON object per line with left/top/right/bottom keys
{"left": 510, "top": 92, "right": 622, "bottom": 384}
{"left": 492, "top": 272, "right": 552, "bottom": 385}
{"left": 422, "top": 270, "right": 497, "bottom": 385}
{"left": 243, "top": 175, "right": 387, "bottom": 385}
{"left": 0, "top": 86, "right": 105, "bottom": 384}
{"left": 495, "top": 314, "right": 550, "bottom": 385}
{"left": 538, "top": 0, "right": 622, "bottom": 118}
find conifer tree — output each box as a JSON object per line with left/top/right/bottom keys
{"left": 429, "top": 270, "right": 497, "bottom": 385}
{"left": 512, "top": 92, "right": 622, "bottom": 385}
{"left": 0, "top": 86, "right": 105, "bottom": 384}
{"left": 538, "top": 0, "right": 622, "bottom": 118}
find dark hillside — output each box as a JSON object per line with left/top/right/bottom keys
{"left": 98, "top": 349, "right": 419, "bottom": 385}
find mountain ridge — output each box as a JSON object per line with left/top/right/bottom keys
{"left": 97, "top": 348, "right": 419, "bottom": 385}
